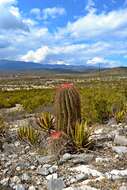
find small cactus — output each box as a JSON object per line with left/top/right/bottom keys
{"left": 18, "top": 125, "right": 39, "bottom": 144}
{"left": 36, "top": 112, "right": 54, "bottom": 131}
{"left": 55, "top": 83, "right": 81, "bottom": 137}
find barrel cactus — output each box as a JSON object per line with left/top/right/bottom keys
{"left": 55, "top": 83, "right": 81, "bottom": 137}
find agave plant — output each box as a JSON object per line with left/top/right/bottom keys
{"left": 18, "top": 125, "right": 39, "bottom": 145}
{"left": 72, "top": 121, "right": 92, "bottom": 148}
{"left": 36, "top": 112, "right": 54, "bottom": 131}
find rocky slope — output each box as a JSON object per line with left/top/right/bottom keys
{"left": 0, "top": 117, "right": 127, "bottom": 190}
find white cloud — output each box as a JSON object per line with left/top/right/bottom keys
{"left": 9, "top": 6, "right": 20, "bottom": 17}
{"left": 59, "top": 8, "right": 127, "bottom": 40}
{"left": 85, "top": 0, "right": 96, "bottom": 14}
{"left": 30, "top": 7, "right": 66, "bottom": 21}
{"left": 0, "top": 0, "right": 29, "bottom": 31}
{"left": 0, "top": 0, "right": 16, "bottom": 6}
{"left": 87, "top": 57, "right": 105, "bottom": 65}
{"left": 87, "top": 56, "right": 119, "bottom": 67}
{"left": 0, "top": 0, "right": 127, "bottom": 67}
{"left": 21, "top": 46, "right": 49, "bottom": 62}
{"left": 42, "top": 7, "right": 66, "bottom": 20}
{"left": 30, "top": 8, "right": 41, "bottom": 20}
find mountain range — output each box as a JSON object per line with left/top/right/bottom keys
{"left": 0, "top": 60, "right": 98, "bottom": 73}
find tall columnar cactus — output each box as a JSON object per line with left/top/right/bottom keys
{"left": 55, "top": 83, "right": 81, "bottom": 136}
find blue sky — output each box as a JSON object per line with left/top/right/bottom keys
{"left": 0, "top": 0, "right": 127, "bottom": 67}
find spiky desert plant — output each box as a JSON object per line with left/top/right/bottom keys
{"left": 18, "top": 125, "right": 39, "bottom": 145}
{"left": 36, "top": 112, "right": 54, "bottom": 131}
{"left": 72, "top": 121, "right": 92, "bottom": 148}
{"left": 55, "top": 83, "right": 81, "bottom": 137}
{"left": 115, "top": 110, "right": 126, "bottom": 123}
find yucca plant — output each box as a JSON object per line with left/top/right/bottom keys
{"left": 72, "top": 121, "right": 92, "bottom": 149}
{"left": 55, "top": 83, "right": 81, "bottom": 137}
{"left": 36, "top": 112, "right": 54, "bottom": 131}
{"left": 18, "top": 125, "right": 39, "bottom": 145}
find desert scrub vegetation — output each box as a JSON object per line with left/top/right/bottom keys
{"left": 80, "top": 82, "right": 127, "bottom": 124}
{"left": 0, "top": 79, "right": 127, "bottom": 124}
{"left": 0, "top": 89, "right": 54, "bottom": 112}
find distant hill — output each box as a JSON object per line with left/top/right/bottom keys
{"left": 0, "top": 60, "right": 127, "bottom": 76}
{"left": 0, "top": 60, "right": 97, "bottom": 73}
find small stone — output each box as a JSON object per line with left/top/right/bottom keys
{"left": 119, "top": 186, "right": 127, "bottom": 190}
{"left": 11, "top": 176, "right": 21, "bottom": 184}
{"left": 16, "top": 166, "right": 21, "bottom": 171}
{"left": 14, "top": 141, "right": 20, "bottom": 147}
{"left": 105, "top": 169, "right": 127, "bottom": 180}
{"left": 75, "top": 173, "right": 88, "bottom": 181}
{"left": 63, "top": 153, "right": 72, "bottom": 161}
{"left": 47, "top": 178, "right": 65, "bottom": 190}
{"left": 21, "top": 173, "right": 30, "bottom": 182}
{"left": 70, "top": 165, "right": 103, "bottom": 177}
{"left": 25, "top": 145, "right": 30, "bottom": 150}
{"left": 114, "top": 135, "right": 127, "bottom": 146}
{"left": 49, "top": 165, "right": 58, "bottom": 174}
{"left": 0, "top": 177, "right": 9, "bottom": 186}
{"left": 112, "top": 146, "right": 127, "bottom": 154}
{"left": 28, "top": 185, "right": 36, "bottom": 190}
{"left": 46, "top": 173, "right": 58, "bottom": 180}
{"left": 30, "top": 166, "right": 36, "bottom": 170}
{"left": 95, "top": 157, "right": 110, "bottom": 163}
{"left": 13, "top": 184, "right": 25, "bottom": 190}
{"left": 36, "top": 155, "right": 56, "bottom": 164}
{"left": 43, "top": 164, "right": 51, "bottom": 169}
{"left": 5, "top": 161, "right": 12, "bottom": 167}
{"left": 37, "top": 167, "right": 49, "bottom": 176}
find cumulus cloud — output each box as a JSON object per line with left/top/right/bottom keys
{"left": 58, "top": 8, "right": 127, "bottom": 41}
{"left": 30, "top": 8, "right": 41, "bottom": 20}
{"left": 0, "top": 0, "right": 29, "bottom": 31}
{"left": 30, "top": 7, "right": 66, "bottom": 20}
{"left": 0, "top": 0, "right": 16, "bottom": 6}
{"left": 0, "top": 0, "right": 127, "bottom": 67}
{"left": 85, "top": 0, "right": 96, "bottom": 14}
{"left": 42, "top": 7, "right": 66, "bottom": 20}
{"left": 21, "top": 46, "right": 49, "bottom": 62}
{"left": 87, "top": 57, "right": 119, "bottom": 67}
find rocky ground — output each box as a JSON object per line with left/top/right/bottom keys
{"left": 0, "top": 113, "right": 127, "bottom": 190}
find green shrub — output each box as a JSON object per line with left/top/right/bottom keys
{"left": 95, "top": 98, "right": 110, "bottom": 123}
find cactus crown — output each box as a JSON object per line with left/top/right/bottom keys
{"left": 59, "top": 83, "right": 74, "bottom": 89}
